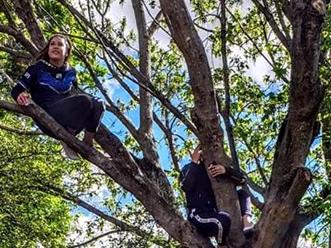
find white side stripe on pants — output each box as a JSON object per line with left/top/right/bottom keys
{"left": 190, "top": 209, "right": 223, "bottom": 244}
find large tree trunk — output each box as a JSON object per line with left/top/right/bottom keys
{"left": 253, "top": 1, "right": 325, "bottom": 247}
{"left": 160, "top": 0, "right": 246, "bottom": 246}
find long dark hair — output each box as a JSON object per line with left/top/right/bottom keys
{"left": 35, "top": 34, "right": 72, "bottom": 65}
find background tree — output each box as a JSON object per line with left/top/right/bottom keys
{"left": 0, "top": 0, "right": 330, "bottom": 247}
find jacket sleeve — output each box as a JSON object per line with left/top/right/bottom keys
{"left": 180, "top": 162, "right": 200, "bottom": 192}
{"left": 223, "top": 166, "right": 246, "bottom": 185}
{"left": 11, "top": 64, "right": 37, "bottom": 101}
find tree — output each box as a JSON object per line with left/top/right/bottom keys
{"left": 0, "top": 0, "right": 330, "bottom": 247}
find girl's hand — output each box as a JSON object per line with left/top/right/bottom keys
{"left": 17, "top": 92, "right": 31, "bottom": 106}
{"left": 208, "top": 164, "right": 226, "bottom": 177}
{"left": 190, "top": 144, "right": 202, "bottom": 163}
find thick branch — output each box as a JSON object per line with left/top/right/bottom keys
{"left": 254, "top": 168, "right": 312, "bottom": 247}
{"left": 11, "top": 0, "right": 46, "bottom": 49}
{"left": 0, "top": 24, "right": 38, "bottom": 55}
{"left": 269, "top": 2, "right": 325, "bottom": 193}
{"left": 160, "top": 0, "right": 246, "bottom": 246}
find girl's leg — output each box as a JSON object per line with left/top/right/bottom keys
{"left": 84, "top": 98, "right": 105, "bottom": 135}
{"left": 237, "top": 189, "right": 252, "bottom": 215}
{"left": 48, "top": 95, "right": 105, "bottom": 146}
{"left": 47, "top": 94, "right": 93, "bottom": 133}
{"left": 237, "top": 189, "right": 254, "bottom": 237}
{"left": 47, "top": 96, "right": 93, "bottom": 158}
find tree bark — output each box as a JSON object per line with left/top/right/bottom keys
{"left": 11, "top": 0, "right": 46, "bottom": 49}
{"left": 280, "top": 213, "right": 312, "bottom": 248}
{"left": 0, "top": 24, "right": 38, "bottom": 55}
{"left": 160, "top": 0, "right": 246, "bottom": 246}
{"left": 131, "top": 0, "right": 157, "bottom": 163}
{"left": 253, "top": 1, "right": 326, "bottom": 247}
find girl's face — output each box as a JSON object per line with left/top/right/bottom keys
{"left": 47, "top": 36, "right": 68, "bottom": 64}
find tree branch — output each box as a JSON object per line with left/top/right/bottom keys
{"left": 0, "top": 45, "right": 32, "bottom": 60}
{"left": 225, "top": 6, "right": 290, "bottom": 84}
{"left": 68, "top": 230, "right": 119, "bottom": 248}
{"left": 155, "top": 112, "right": 180, "bottom": 172}
{"left": 0, "top": 24, "right": 38, "bottom": 55}
{"left": 146, "top": 10, "right": 164, "bottom": 38}
{"left": 251, "top": 0, "right": 291, "bottom": 51}
{"left": 74, "top": 50, "right": 140, "bottom": 140}
{"left": 0, "top": 68, "right": 15, "bottom": 86}
{"left": 219, "top": 0, "right": 240, "bottom": 170}
{"left": 275, "top": 0, "right": 291, "bottom": 41}
{"left": 102, "top": 53, "right": 180, "bottom": 172}
{"left": 0, "top": 123, "right": 44, "bottom": 136}
{"left": 11, "top": 0, "right": 46, "bottom": 49}
{"left": 132, "top": 0, "right": 159, "bottom": 164}
{"left": 32, "top": 183, "right": 169, "bottom": 247}
{"left": 75, "top": 50, "right": 174, "bottom": 203}
{"left": 0, "top": 0, "right": 15, "bottom": 26}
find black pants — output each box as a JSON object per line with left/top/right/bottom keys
{"left": 37, "top": 94, "right": 105, "bottom": 138}
{"left": 188, "top": 189, "right": 251, "bottom": 245}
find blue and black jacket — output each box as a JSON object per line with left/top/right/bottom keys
{"left": 11, "top": 60, "right": 77, "bottom": 109}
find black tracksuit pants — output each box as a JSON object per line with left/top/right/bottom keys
{"left": 188, "top": 189, "right": 251, "bottom": 245}
{"left": 36, "top": 94, "right": 105, "bottom": 138}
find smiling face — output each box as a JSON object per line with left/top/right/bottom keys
{"left": 47, "top": 36, "right": 68, "bottom": 66}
